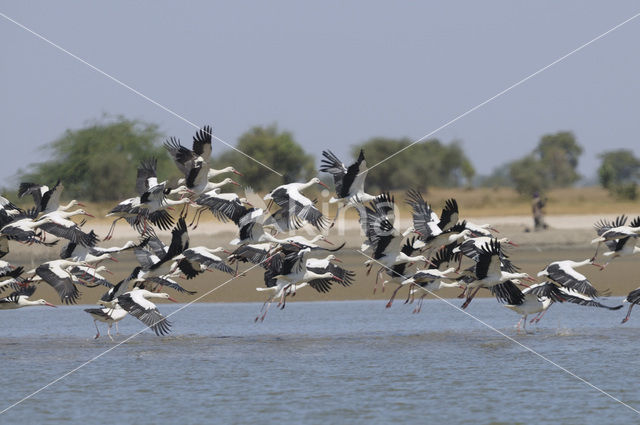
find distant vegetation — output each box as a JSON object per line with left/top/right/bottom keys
{"left": 211, "top": 124, "right": 315, "bottom": 192}
{"left": 597, "top": 149, "right": 640, "bottom": 200}
{"left": 16, "top": 116, "right": 177, "bottom": 201}
{"left": 348, "top": 137, "right": 474, "bottom": 193}
{"left": 7, "top": 115, "right": 638, "bottom": 203}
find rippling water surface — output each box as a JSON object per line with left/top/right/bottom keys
{"left": 1, "top": 298, "right": 639, "bottom": 424}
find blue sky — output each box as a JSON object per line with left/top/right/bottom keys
{"left": 2, "top": 1, "right": 640, "bottom": 186}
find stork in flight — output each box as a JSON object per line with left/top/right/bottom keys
{"left": 0, "top": 285, "right": 56, "bottom": 310}
{"left": 320, "top": 149, "right": 375, "bottom": 225}
{"left": 117, "top": 288, "right": 177, "bottom": 336}
{"left": 263, "top": 178, "right": 330, "bottom": 230}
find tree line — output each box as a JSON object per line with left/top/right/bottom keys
{"left": 11, "top": 116, "right": 640, "bottom": 202}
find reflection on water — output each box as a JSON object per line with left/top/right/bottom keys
{"left": 1, "top": 299, "right": 639, "bottom": 424}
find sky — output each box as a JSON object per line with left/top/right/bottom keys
{"left": 2, "top": 1, "right": 640, "bottom": 187}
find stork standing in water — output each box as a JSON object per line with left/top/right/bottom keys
{"left": 0, "top": 285, "right": 56, "bottom": 310}
{"left": 263, "top": 178, "right": 330, "bottom": 230}
{"left": 84, "top": 304, "right": 128, "bottom": 340}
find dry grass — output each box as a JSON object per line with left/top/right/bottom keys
{"left": 11, "top": 186, "right": 638, "bottom": 225}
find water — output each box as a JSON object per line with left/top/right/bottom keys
{"left": 1, "top": 298, "right": 639, "bottom": 424}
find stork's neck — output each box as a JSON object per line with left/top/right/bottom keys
{"left": 440, "top": 267, "right": 456, "bottom": 276}
{"left": 398, "top": 253, "right": 424, "bottom": 263}
{"left": 402, "top": 226, "right": 415, "bottom": 237}
{"left": 438, "top": 281, "right": 460, "bottom": 289}
{"left": 18, "top": 298, "right": 42, "bottom": 307}
{"left": 59, "top": 201, "right": 78, "bottom": 211}
{"left": 305, "top": 271, "right": 332, "bottom": 281}
{"left": 263, "top": 233, "right": 289, "bottom": 244}
{"left": 208, "top": 167, "right": 232, "bottom": 178}
{"left": 165, "top": 198, "right": 192, "bottom": 206}
{"left": 59, "top": 209, "right": 85, "bottom": 219}
{"left": 501, "top": 272, "right": 528, "bottom": 281}
{"left": 573, "top": 259, "right": 593, "bottom": 268}
{"left": 300, "top": 179, "right": 317, "bottom": 191}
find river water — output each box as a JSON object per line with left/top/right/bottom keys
{"left": 1, "top": 298, "right": 639, "bottom": 424}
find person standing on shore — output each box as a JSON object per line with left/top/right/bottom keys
{"left": 532, "top": 192, "right": 548, "bottom": 231}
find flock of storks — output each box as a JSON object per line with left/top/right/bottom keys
{"left": 1, "top": 125, "right": 639, "bottom": 338}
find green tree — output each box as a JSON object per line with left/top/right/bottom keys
{"left": 534, "top": 131, "right": 583, "bottom": 187}
{"left": 498, "top": 130, "right": 583, "bottom": 195}
{"left": 508, "top": 154, "right": 549, "bottom": 196}
{"left": 598, "top": 149, "right": 640, "bottom": 200}
{"left": 18, "top": 116, "right": 175, "bottom": 201}
{"left": 211, "top": 124, "right": 315, "bottom": 191}
{"left": 350, "top": 137, "right": 475, "bottom": 193}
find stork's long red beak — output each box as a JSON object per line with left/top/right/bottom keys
{"left": 233, "top": 170, "right": 243, "bottom": 176}
{"left": 321, "top": 239, "right": 334, "bottom": 245}
{"left": 45, "top": 302, "right": 56, "bottom": 308}
{"left": 77, "top": 202, "right": 86, "bottom": 207}
{"left": 168, "top": 297, "right": 178, "bottom": 303}
{"left": 318, "top": 181, "right": 329, "bottom": 190}
{"left": 230, "top": 180, "right": 241, "bottom": 186}
{"left": 85, "top": 213, "right": 95, "bottom": 218}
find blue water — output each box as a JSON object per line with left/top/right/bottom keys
{"left": 1, "top": 298, "right": 639, "bottom": 424}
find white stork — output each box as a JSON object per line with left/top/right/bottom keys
{"left": 37, "top": 209, "right": 98, "bottom": 247}
{"left": 358, "top": 194, "right": 432, "bottom": 293}
{"left": 0, "top": 195, "right": 23, "bottom": 227}
{"left": 320, "top": 149, "right": 375, "bottom": 224}
{"left": 591, "top": 215, "right": 640, "bottom": 259}
{"left": 537, "top": 258, "right": 603, "bottom": 298}
{"left": 263, "top": 177, "right": 330, "bottom": 230}
{"left": 504, "top": 282, "right": 563, "bottom": 331}
{"left": 460, "top": 239, "right": 534, "bottom": 309}
{"left": 169, "top": 246, "right": 234, "bottom": 276}
{"left": 0, "top": 210, "right": 55, "bottom": 244}
{"left": 0, "top": 285, "right": 56, "bottom": 310}
{"left": 622, "top": 287, "right": 640, "bottom": 324}
{"left": 34, "top": 259, "right": 90, "bottom": 304}
{"left": 116, "top": 288, "right": 176, "bottom": 336}
{"left": 593, "top": 215, "right": 640, "bottom": 267}
{"left": 84, "top": 304, "right": 128, "bottom": 340}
